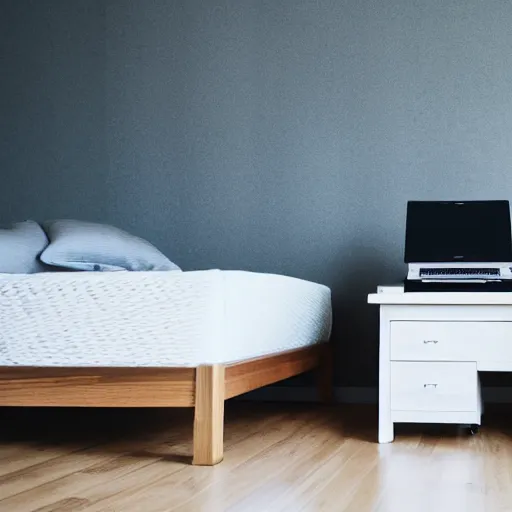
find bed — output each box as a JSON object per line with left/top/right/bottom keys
{"left": 0, "top": 270, "right": 332, "bottom": 465}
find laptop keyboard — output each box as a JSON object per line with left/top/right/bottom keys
{"left": 420, "top": 268, "right": 500, "bottom": 277}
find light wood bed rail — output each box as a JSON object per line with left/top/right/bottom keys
{"left": 0, "top": 342, "right": 332, "bottom": 465}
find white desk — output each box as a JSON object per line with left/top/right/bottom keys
{"left": 368, "top": 286, "right": 512, "bottom": 443}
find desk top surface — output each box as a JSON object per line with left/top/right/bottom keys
{"left": 368, "top": 285, "right": 512, "bottom": 305}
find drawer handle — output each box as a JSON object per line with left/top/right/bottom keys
{"left": 423, "top": 340, "right": 439, "bottom": 344}
{"left": 423, "top": 383, "right": 438, "bottom": 389}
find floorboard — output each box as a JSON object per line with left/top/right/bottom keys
{"left": 1, "top": 404, "right": 512, "bottom": 511}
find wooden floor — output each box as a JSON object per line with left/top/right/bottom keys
{"left": 1, "top": 403, "right": 512, "bottom": 512}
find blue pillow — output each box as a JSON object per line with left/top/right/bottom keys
{"left": 0, "top": 220, "right": 49, "bottom": 273}
{"left": 40, "top": 220, "right": 181, "bottom": 272}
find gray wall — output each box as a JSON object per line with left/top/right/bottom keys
{"left": 4, "top": 1, "right": 512, "bottom": 387}
{"left": 106, "top": 0, "right": 512, "bottom": 386}
{"left": 0, "top": 0, "right": 107, "bottom": 222}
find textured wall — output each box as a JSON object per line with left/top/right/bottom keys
{"left": 4, "top": 1, "right": 512, "bottom": 387}
{"left": 106, "top": 0, "right": 512, "bottom": 386}
{"left": 0, "top": 0, "right": 107, "bottom": 223}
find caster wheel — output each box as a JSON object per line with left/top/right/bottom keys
{"left": 469, "top": 425, "right": 479, "bottom": 435}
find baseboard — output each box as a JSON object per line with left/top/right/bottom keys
{"left": 240, "top": 386, "right": 512, "bottom": 404}
{"left": 481, "top": 387, "right": 512, "bottom": 404}
{"left": 239, "top": 386, "right": 376, "bottom": 404}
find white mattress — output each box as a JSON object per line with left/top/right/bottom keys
{"left": 0, "top": 270, "right": 331, "bottom": 367}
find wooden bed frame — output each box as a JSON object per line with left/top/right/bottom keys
{"left": 0, "top": 343, "right": 332, "bottom": 466}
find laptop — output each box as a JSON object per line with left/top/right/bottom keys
{"left": 405, "top": 200, "right": 512, "bottom": 284}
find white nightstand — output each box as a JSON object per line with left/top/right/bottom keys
{"left": 368, "top": 285, "right": 512, "bottom": 443}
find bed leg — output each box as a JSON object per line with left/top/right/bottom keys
{"left": 193, "top": 365, "right": 225, "bottom": 466}
{"left": 317, "top": 342, "right": 334, "bottom": 404}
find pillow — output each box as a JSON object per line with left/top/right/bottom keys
{"left": 40, "top": 220, "right": 181, "bottom": 272}
{"left": 0, "top": 220, "right": 49, "bottom": 273}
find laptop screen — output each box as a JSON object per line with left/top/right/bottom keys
{"left": 405, "top": 200, "right": 512, "bottom": 263}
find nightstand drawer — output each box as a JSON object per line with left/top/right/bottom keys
{"left": 391, "top": 362, "right": 477, "bottom": 412}
{"left": 390, "top": 321, "right": 512, "bottom": 362}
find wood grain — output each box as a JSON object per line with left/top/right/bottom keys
{"left": 0, "top": 344, "right": 325, "bottom": 409}
{"left": 225, "top": 344, "right": 324, "bottom": 399}
{"left": 192, "top": 365, "right": 225, "bottom": 465}
{"left": 0, "top": 367, "right": 196, "bottom": 407}
{"left": 0, "top": 343, "right": 327, "bottom": 410}
{"left": 2, "top": 405, "right": 512, "bottom": 512}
